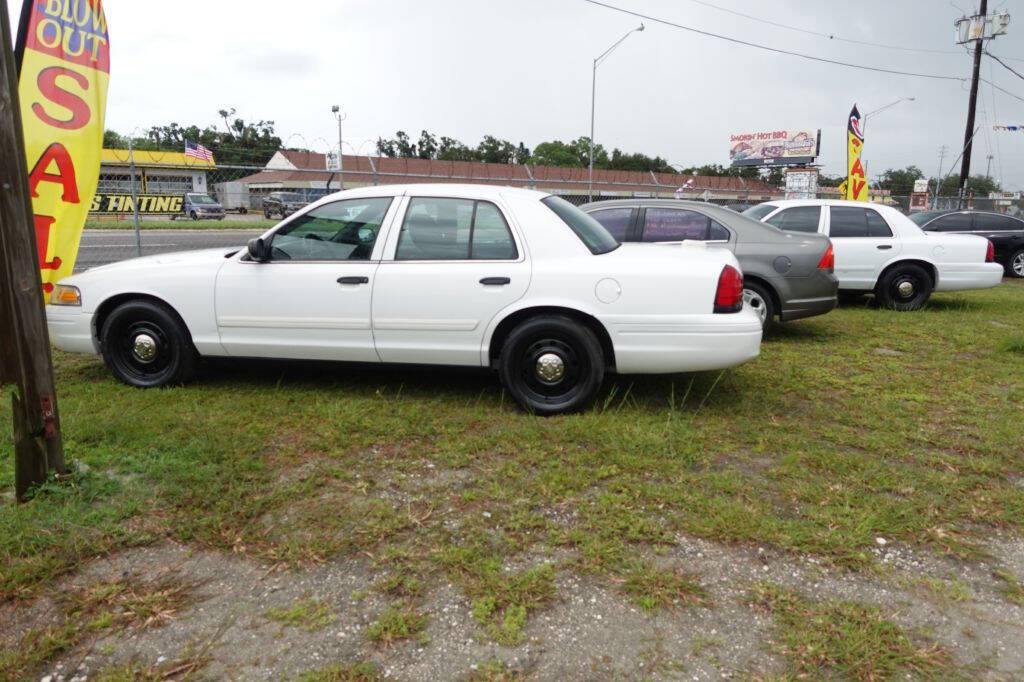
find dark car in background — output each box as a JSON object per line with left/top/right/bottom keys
{"left": 909, "top": 210, "right": 1024, "bottom": 278}
{"left": 580, "top": 199, "right": 838, "bottom": 328}
{"left": 263, "top": 191, "right": 310, "bottom": 219}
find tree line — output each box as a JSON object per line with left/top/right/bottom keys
{"left": 873, "top": 165, "right": 1001, "bottom": 197}
{"left": 104, "top": 111, "right": 1001, "bottom": 195}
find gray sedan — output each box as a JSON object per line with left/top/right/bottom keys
{"left": 580, "top": 199, "right": 838, "bottom": 328}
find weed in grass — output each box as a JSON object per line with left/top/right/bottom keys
{"left": 466, "top": 658, "right": 525, "bottom": 681}
{"left": 376, "top": 570, "right": 425, "bottom": 598}
{"left": 993, "top": 568, "right": 1024, "bottom": 605}
{"left": 748, "top": 582, "right": 954, "bottom": 679}
{"left": 0, "top": 622, "right": 79, "bottom": 681}
{"left": 366, "top": 604, "right": 427, "bottom": 645}
{"left": 264, "top": 597, "right": 337, "bottom": 632}
{"left": 297, "top": 661, "right": 380, "bottom": 682}
{"left": 619, "top": 562, "right": 708, "bottom": 611}
{"left": 441, "top": 546, "right": 555, "bottom": 645}
{"left": 999, "top": 335, "right": 1024, "bottom": 354}
{"left": 902, "top": 575, "right": 973, "bottom": 603}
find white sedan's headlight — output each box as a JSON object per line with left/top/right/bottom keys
{"left": 51, "top": 284, "right": 81, "bottom": 306}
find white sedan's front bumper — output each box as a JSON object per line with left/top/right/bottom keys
{"left": 935, "top": 262, "right": 1005, "bottom": 292}
{"left": 46, "top": 306, "right": 99, "bottom": 354}
{"left": 602, "top": 308, "right": 763, "bottom": 374}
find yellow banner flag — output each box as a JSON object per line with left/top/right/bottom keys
{"left": 15, "top": 0, "right": 109, "bottom": 299}
{"left": 845, "top": 105, "right": 868, "bottom": 202}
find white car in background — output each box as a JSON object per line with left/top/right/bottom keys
{"left": 744, "top": 200, "right": 1003, "bottom": 310}
{"left": 47, "top": 184, "right": 762, "bottom": 415}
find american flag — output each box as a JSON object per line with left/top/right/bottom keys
{"left": 184, "top": 140, "right": 214, "bottom": 162}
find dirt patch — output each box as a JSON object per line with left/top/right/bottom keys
{"left": 6, "top": 534, "right": 1024, "bottom": 680}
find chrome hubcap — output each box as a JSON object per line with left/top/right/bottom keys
{"left": 743, "top": 288, "right": 768, "bottom": 325}
{"left": 1014, "top": 253, "right": 1024, "bottom": 276}
{"left": 131, "top": 333, "right": 158, "bottom": 362}
{"left": 897, "top": 281, "right": 915, "bottom": 297}
{"left": 535, "top": 353, "right": 565, "bottom": 383}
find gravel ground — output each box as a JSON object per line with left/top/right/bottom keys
{"left": 7, "top": 531, "right": 1022, "bottom": 681}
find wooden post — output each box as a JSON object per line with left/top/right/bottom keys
{"left": 0, "top": 0, "right": 67, "bottom": 500}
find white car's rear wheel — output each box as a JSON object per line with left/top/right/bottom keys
{"left": 875, "top": 264, "right": 933, "bottom": 311}
{"left": 498, "top": 315, "right": 604, "bottom": 416}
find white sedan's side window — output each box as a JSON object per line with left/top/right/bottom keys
{"left": 766, "top": 206, "right": 821, "bottom": 233}
{"left": 396, "top": 198, "right": 517, "bottom": 260}
{"left": 269, "top": 197, "right": 392, "bottom": 261}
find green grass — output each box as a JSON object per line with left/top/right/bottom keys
{"left": 365, "top": 604, "right": 427, "bottom": 645}
{"left": 748, "top": 582, "right": 954, "bottom": 679}
{"left": 1, "top": 281, "right": 1023, "bottom": 672}
{"left": 84, "top": 218, "right": 275, "bottom": 230}
{"left": 296, "top": 662, "right": 379, "bottom": 682}
{"left": 993, "top": 568, "right": 1024, "bottom": 605}
{"left": 264, "top": 597, "right": 337, "bottom": 632}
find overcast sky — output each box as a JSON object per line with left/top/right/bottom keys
{"left": 8, "top": 0, "right": 1024, "bottom": 189}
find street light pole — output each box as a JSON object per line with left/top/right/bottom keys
{"left": 332, "top": 105, "right": 346, "bottom": 191}
{"left": 860, "top": 96, "right": 915, "bottom": 186}
{"left": 589, "top": 23, "right": 644, "bottom": 202}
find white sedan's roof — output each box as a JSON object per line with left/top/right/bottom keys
{"left": 317, "top": 183, "right": 551, "bottom": 202}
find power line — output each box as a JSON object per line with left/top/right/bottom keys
{"left": 582, "top": 0, "right": 968, "bottom": 81}
{"left": 986, "top": 50, "right": 1024, "bottom": 82}
{"left": 980, "top": 77, "right": 1024, "bottom": 104}
{"left": 678, "top": 0, "right": 962, "bottom": 55}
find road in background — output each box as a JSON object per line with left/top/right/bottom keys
{"left": 76, "top": 229, "right": 263, "bottom": 271}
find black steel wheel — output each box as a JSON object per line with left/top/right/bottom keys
{"left": 100, "top": 300, "right": 197, "bottom": 388}
{"left": 875, "top": 263, "right": 933, "bottom": 311}
{"left": 498, "top": 315, "right": 604, "bottom": 415}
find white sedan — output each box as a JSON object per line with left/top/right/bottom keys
{"left": 744, "top": 200, "right": 1003, "bottom": 310}
{"left": 47, "top": 184, "right": 762, "bottom": 414}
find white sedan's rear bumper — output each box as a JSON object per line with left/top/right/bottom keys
{"left": 46, "top": 306, "right": 99, "bottom": 354}
{"left": 936, "top": 262, "right": 1004, "bottom": 291}
{"left": 602, "top": 308, "right": 763, "bottom": 374}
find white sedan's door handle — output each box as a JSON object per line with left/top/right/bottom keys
{"left": 337, "top": 276, "right": 369, "bottom": 285}
{"left": 480, "top": 277, "right": 511, "bottom": 286}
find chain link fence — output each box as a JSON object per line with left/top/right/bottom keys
{"left": 80, "top": 153, "right": 1024, "bottom": 272}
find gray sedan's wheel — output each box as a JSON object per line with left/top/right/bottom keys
{"left": 1008, "top": 249, "right": 1024, "bottom": 278}
{"left": 742, "top": 283, "right": 775, "bottom": 329}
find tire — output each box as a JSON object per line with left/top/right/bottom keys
{"left": 239, "top": 207, "right": 247, "bottom": 215}
{"left": 189, "top": 211, "right": 198, "bottom": 221}
{"left": 1006, "top": 249, "right": 1024, "bottom": 279}
{"left": 874, "top": 263, "right": 933, "bottom": 311}
{"left": 742, "top": 282, "right": 775, "bottom": 330}
{"left": 498, "top": 315, "right": 604, "bottom": 416}
{"left": 100, "top": 300, "right": 197, "bottom": 388}
{"left": 264, "top": 209, "right": 272, "bottom": 219}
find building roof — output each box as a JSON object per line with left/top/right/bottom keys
{"left": 101, "top": 148, "right": 216, "bottom": 169}
{"left": 238, "top": 150, "right": 779, "bottom": 195}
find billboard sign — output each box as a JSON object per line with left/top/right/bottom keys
{"left": 729, "top": 129, "right": 820, "bottom": 167}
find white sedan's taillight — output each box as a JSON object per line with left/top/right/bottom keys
{"left": 714, "top": 265, "right": 744, "bottom": 313}
{"left": 986, "top": 240, "right": 995, "bottom": 263}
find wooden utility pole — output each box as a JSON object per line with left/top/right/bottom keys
{"left": 958, "top": 0, "right": 987, "bottom": 208}
{"left": 0, "top": 0, "right": 67, "bottom": 500}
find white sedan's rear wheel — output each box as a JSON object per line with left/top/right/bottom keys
{"left": 498, "top": 315, "right": 604, "bottom": 416}
{"left": 875, "top": 264, "right": 933, "bottom": 311}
